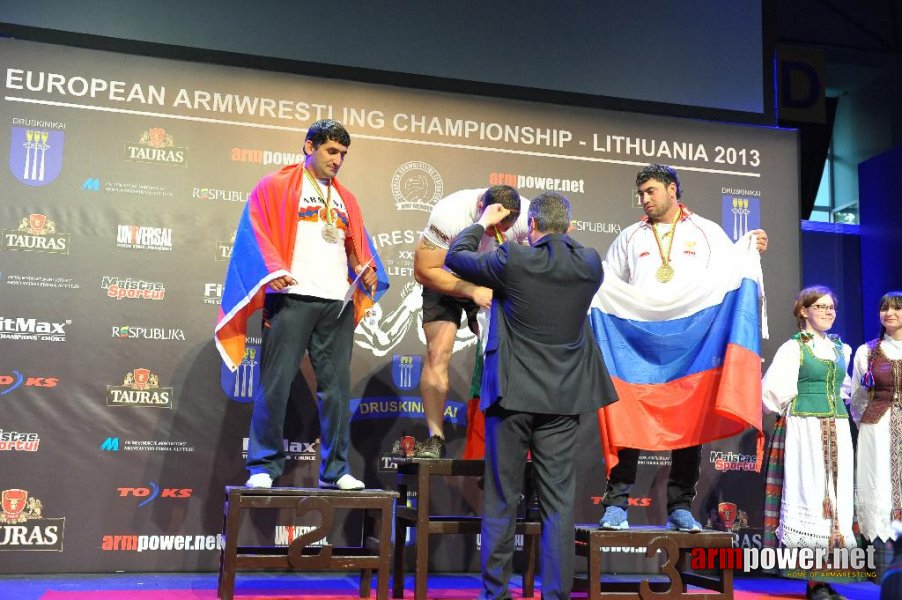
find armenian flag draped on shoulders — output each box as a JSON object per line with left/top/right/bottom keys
{"left": 215, "top": 163, "right": 388, "bottom": 371}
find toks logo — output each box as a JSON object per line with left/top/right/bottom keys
{"left": 0, "top": 371, "right": 59, "bottom": 396}
{"left": 2, "top": 214, "right": 70, "bottom": 254}
{"left": 125, "top": 128, "right": 187, "bottom": 166}
{"left": 0, "top": 489, "right": 65, "bottom": 551}
{"left": 590, "top": 496, "right": 651, "bottom": 507}
{"left": 117, "top": 483, "right": 192, "bottom": 507}
{"left": 106, "top": 368, "right": 173, "bottom": 409}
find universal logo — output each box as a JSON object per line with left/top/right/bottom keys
{"left": 106, "top": 368, "right": 173, "bottom": 409}
{"left": 2, "top": 214, "right": 69, "bottom": 254}
{"left": 116, "top": 225, "right": 173, "bottom": 252}
{"left": 125, "top": 128, "right": 187, "bottom": 166}
{"left": 391, "top": 161, "right": 443, "bottom": 212}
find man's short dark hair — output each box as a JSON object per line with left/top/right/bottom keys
{"left": 636, "top": 164, "right": 682, "bottom": 200}
{"left": 304, "top": 119, "right": 351, "bottom": 152}
{"left": 482, "top": 185, "right": 521, "bottom": 228}
{"left": 529, "top": 191, "right": 571, "bottom": 234}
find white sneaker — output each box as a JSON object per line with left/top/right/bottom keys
{"left": 319, "top": 473, "right": 365, "bottom": 490}
{"left": 245, "top": 473, "right": 273, "bottom": 488}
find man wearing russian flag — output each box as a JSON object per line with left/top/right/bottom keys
{"left": 594, "top": 164, "right": 768, "bottom": 532}
{"left": 215, "top": 120, "right": 388, "bottom": 491}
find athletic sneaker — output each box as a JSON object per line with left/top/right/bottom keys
{"left": 319, "top": 473, "right": 365, "bottom": 491}
{"left": 245, "top": 473, "right": 273, "bottom": 488}
{"left": 598, "top": 506, "right": 629, "bottom": 530}
{"left": 414, "top": 435, "right": 446, "bottom": 459}
{"left": 667, "top": 509, "right": 702, "bottom": 532}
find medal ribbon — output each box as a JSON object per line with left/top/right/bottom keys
{"left": 303, "top": 167, "right": 334, "bottom": 225}
{"left": 651, "top": 207, "right": 682, "bottom": 270}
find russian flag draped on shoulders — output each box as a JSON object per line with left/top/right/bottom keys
{"left": 215, "top": 163, "right": 389, "bottom": 371}
{"left": 590, "top": 231, "right": 767, "bottom": 474}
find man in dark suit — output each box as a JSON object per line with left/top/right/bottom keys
{"left": 445, "top": 191, "right": 618, "bottom": 600}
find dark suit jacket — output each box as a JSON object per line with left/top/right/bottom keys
{"left": 445, "top": 224, "right": 618, "bottom": 414}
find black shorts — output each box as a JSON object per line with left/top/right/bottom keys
{"left": 422, "top": 286, "right": 479, "bottom": 328}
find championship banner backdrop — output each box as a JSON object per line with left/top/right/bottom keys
{"left": 0, "top": 39, "right": 799, "bottom": 572}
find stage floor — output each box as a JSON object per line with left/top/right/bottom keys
{"left": 0, "top": 572, "right": 882, "bottom": 600}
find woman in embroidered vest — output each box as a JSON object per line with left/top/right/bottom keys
{"left": 762, "top": 286, "right": 854, "bottom": 600}
{"left": 851, "top": 291, "right": 902, "bottom": 576}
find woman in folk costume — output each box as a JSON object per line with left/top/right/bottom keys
{"left": 851, "top": 291, "right": 902, "bottom": 572}
{"left": 762, "top": 286, "right": 855, "bottom": 600}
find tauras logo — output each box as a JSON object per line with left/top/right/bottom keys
{"left": 2, "top": 214, "right": 69, "bottom": 254}
{"left": 106, "top": 368, "right": 173, "bottom": 409}
{"left": 0, "top": 489, "right": 65, "bottom": 551}
{"left": 0, "top": 317, "right": 69, "bottom": 342}
{"left": 125, "top": 128, "right": 187, "bottom": 166}
{"left": 112, "top": 325, "right": 186, "bottom": 341}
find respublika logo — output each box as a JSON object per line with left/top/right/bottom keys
{"left": 0, "top": 317, "right": 70, "bottom": 342}
{"left": 101, "top": 276, "right": 165, "bottom": 301}
{"left": 116, "top": 225, "right": 173, "bottom": 251}
{"left": 126, "top": 128, "right": 187, "bottom": 166}
{"left": 721, "top": 192, "right": 761, "bottom": 242}
{"left": 221, "top": 344, "right": 261, "bottom": 403}
{"left": 392, "top": 161, "right": 443, "bottom": 212}
{"left": 9, "top": 123, "right": 65, "bottom": 186}
{"left": 106, "top": 369, "right": 173, "bottom": 409}
{"left": 193, "top": 186, "right": 249, "bottom": 203}
{"left": 0, "top": 489, "right": 65, "bottom": 551}
{"left": 2, "top": 214, "right": 70, "bottom": 254}
{"left": 111, "top": 325, "right": 186, "bottom": 342}
{"left": 0, "top": 371, "right": 59, "bottom": 396}
{"left": 117, "top": 483, "right": 192, "bottom": 507}
{"left": 392, "top": 355, "right": 422, "bottom": 390}
{"left": 0, "top": 429, "right": 40, "bottom": 452}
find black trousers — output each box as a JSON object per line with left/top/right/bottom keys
{"left": 480, "top": 404, "right": 578, "bottom": 600}
{"left": 602, "top": 445, "right": 701, "bottom": 514}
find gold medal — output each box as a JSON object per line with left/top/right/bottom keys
{"left": 650, "top": 207, "right": 682, "bottom": 285}
{"left": 655, "top": 264, "right": 674, "bottom": 283}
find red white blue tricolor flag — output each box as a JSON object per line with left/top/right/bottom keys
{"left": 590, "top": 232, "right": 766, "bottom": 473}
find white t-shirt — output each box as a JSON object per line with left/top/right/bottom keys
{"left": 604, "top": 209, "right": 734, "bottom": 294}
{"left": 277, "top": 175, "right": 349, "bottom": 300}
{"left": 421, "top": 188, "right": 530, "bottom": 253}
